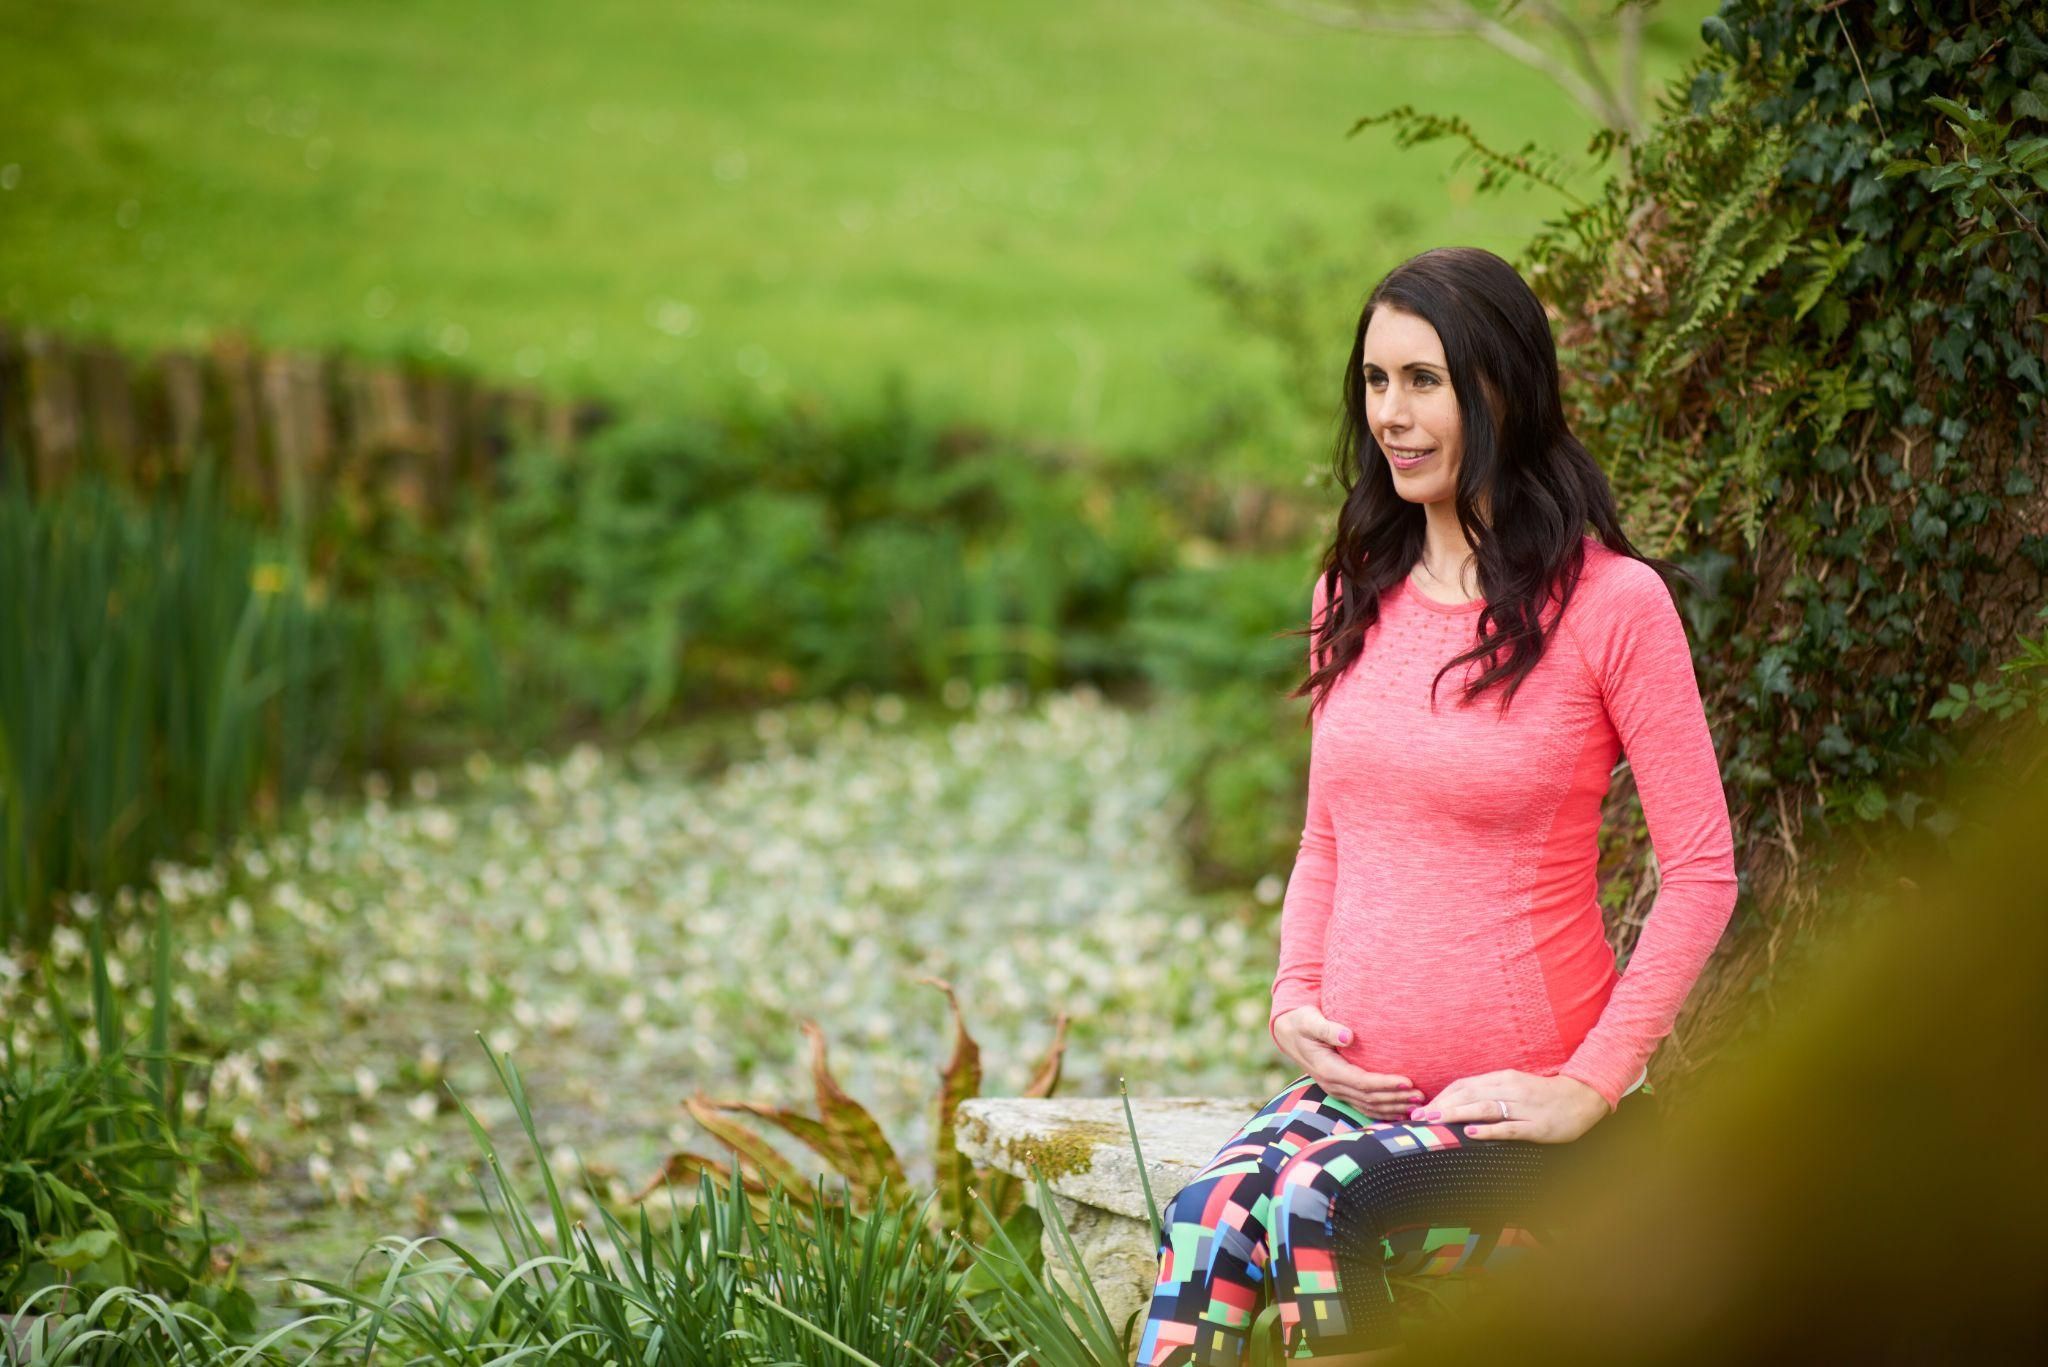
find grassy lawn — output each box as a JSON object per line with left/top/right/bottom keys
{"left": 2, "top": 0, "right": 1711, "bottom": 452}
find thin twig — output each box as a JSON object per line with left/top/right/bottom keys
{"left": 1990, "top": 179, "right": 2048, "bottom": 255}
{"left": 1254, "top": 0, "right": 1626, "bottom": 130}
{"left": 1831, "top": 6, "right": 1889, "bottom": 144}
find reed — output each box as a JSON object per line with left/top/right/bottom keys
{"left": 0, "top": 462, "right": 342, "bottom": 948}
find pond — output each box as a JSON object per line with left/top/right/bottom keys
{"left": 4, "top": 684, "right": 1293, "bottom": 1303}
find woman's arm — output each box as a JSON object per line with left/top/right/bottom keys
{"left": 1270, "top": 573, "right": 1341, "bottom": 1050}
{"left": 1554, "top": 559, "right": 1741, "bottom": 1111}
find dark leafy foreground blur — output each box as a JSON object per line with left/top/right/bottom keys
{"left": 1402, "top": 720, "right": 2048, "bottom": 1365}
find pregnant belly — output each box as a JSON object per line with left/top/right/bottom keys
{"left": 1315, "top": 931, "right": 1547, "bottom": 1100}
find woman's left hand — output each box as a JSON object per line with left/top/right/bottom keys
{"left": 1407, "top": 1069, "right": 1608, "bottom": 1144}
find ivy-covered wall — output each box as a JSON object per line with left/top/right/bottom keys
{"left": 1525, "top": 0, "right": 2047, "bottom": 1073}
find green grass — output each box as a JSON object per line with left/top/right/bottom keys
{"left": 1, "top": 0, "right": 1711, "bottom": 452}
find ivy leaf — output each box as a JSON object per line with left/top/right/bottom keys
{"left": 1700, "top": 16, "right": 1745, "bottom": 61}
{"left": 1923, "top": 95, "right": 1978, "bottom": 126}
{"left": 1753, "top": 649, "right": 1795, "bottom": 699}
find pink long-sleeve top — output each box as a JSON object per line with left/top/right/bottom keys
{"left": 1269, "top": 535, "right": 1740, "bottom": 1113}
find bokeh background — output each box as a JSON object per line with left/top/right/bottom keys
{"left": 3, "top": 0, "right": 2044, "bottom": 1358}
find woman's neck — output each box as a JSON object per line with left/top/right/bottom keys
{"left": 1415, "top": 503, "right": 1482, "bottom": 600}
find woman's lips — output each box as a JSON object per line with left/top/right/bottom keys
{"left": 1387, "top": 445, "right": 1435, "bottom": 469}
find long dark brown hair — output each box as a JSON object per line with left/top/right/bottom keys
{"left": 1291, "top": 245, "right": 1693, "bottom": 721}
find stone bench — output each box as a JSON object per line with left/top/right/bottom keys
{"left": 955, "top": 1095, "right": 1262, "bottom": 1340}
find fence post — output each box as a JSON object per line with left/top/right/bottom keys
{"left": 24, "top": 328, "right": 82, "bottom": 494}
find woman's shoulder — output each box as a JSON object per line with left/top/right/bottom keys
{"left": 1553, "top": 539, "right": 1684, "bottom": 684}
{"left": 1567, "top": 536, "right": 1673, "bottom": 620}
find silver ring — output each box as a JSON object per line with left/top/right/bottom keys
{"left": 1496, "top": 1099, "right": 1509, "bottom": 1120}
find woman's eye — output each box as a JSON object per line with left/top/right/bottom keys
{"left": 1414, "top": 373, "right": 1437, "bottom": 387}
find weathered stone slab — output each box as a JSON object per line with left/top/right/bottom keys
{"left": 956, "top": 1095, "right": 1263, "bottom": 1342}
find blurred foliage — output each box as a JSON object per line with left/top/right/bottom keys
{"left": 306, "top": 383, "right": 1191, "bottom": 763}
{"left": 1522, "top": 0, "right": 2048, "bottom": 1069}
{"left": 4, "top": 381, "right": 1282, "bottom": 943}
{"left": 0, "top": 465, "right": 349, "bottom": 948}
{"left": 1125, "top": 553, "right": 1326, "bottom": 884}
{"left": 1, "top": 898, "right": 245, "bottom": 1327}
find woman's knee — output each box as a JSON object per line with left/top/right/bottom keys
{"left": 1327, "top": 1178, "right": 1394, "bottom": 1245}
{"left": 1158, "top": 1177, "right": 1218, "bottom": 1235}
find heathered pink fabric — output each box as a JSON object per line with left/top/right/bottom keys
{"left": 1268, "top": 535, "right": 1739, "bottom": 1113}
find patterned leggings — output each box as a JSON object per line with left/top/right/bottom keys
{"left": 1136, "top": 1073, "right": 1655, "bottom": 1363}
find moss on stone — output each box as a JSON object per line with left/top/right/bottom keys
{"left": 957, "top": 1111, "right": 1127, "bottom": 1181}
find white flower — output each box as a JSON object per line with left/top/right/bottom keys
{"left": 49, "top": 926, "right": 84, "bottom": 964}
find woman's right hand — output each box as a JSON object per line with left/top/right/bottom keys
{"left": 1272, "top": 1006, "right": 1424, "bottom": 1121}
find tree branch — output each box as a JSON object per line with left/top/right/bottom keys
{"left": 1252, "top": 0, "right": 1630, "bottom": 131}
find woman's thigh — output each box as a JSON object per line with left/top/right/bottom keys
{"left": 1156, "top": 1074, "right": 1372, "bottom": 1248}
{"left": 1176, "top": 1074, "right": 1372, "bottom": 1181}
{"left": 1321, "top": 1091, "right": 1666, "bottom": 1280}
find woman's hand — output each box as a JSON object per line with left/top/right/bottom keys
{"left": 1271, "top": 1006, "right": 1425, "bottom": 1121}
{"left": 1407, "top": 1069, "right": 1608, "bottom": 1143}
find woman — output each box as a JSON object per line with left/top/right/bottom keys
{"left": 1135, "top": 246, "right": 1739, "bottom": 1365}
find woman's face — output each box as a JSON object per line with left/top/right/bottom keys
{"left": 1361, "top": 305, "right": 1464, "bottom": 506}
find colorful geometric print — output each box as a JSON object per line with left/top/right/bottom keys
{"left": 1378, "top": 1222, "right": 1544, "bottom": 1279}
{"left": 1137, "top": 1074, "right": 1628, "bottom": 1365}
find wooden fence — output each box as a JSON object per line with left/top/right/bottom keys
{"left": 0, "top": 320, "right": 1337, "bottom": 555}
{"left": 0, "top": 321, "right": 617, "bottom": 523}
